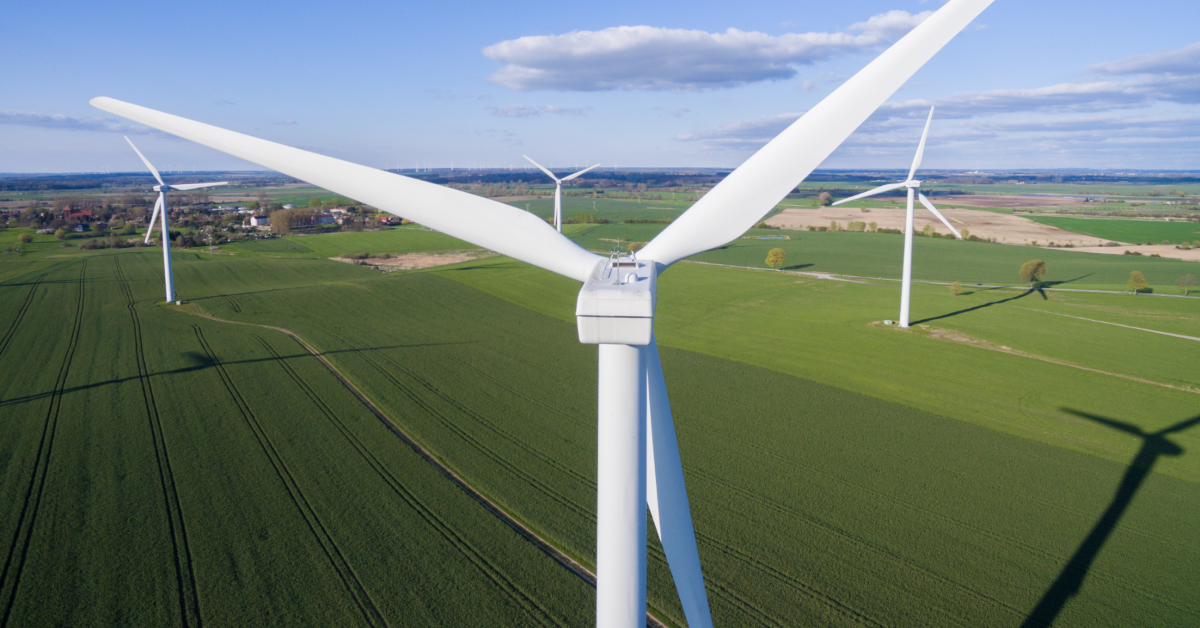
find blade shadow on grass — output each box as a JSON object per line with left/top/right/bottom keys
{"left": 1019, "top": 409, "right": 1199, "bottom": 628}
{"left": 0, "top": 342, "right": 470, "bottom": 409}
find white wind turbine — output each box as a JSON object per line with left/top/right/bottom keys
{"left": 125, "top": 137, "right": 227, "bottom": 304}
{"left": 524, "top": 156, "right": 600, "bottom": 232}
{"left": 831, "top": 107, "right": 960, "bottom": 328}
{"left": 92, "top": 2, "right": 992, "bottom": 625}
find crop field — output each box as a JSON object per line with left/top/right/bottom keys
{"left": 501, "top": 197, "right": 694, "bottom": 223}
{"left": 217, "top": 227, "right": 477, "bottom": 258}
{"left": 1027, "top": 216, "right": 1200, "bottom": 245}
{"left": 1, "top": 227, "right": 1197, "bottom": 627}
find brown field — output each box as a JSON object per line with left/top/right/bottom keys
{"left": 933, "top": 194, "right": 1086, "bottom": 208}
{"left": 332, "top": 250, "right": 494, "bottom": 271}
{"left": 766, "top": 206, "right": 1111, "bottom": 246}
{"left": 1065, "top": 244, "right": 1200, "bottom": 262}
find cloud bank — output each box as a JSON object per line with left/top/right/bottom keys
{"left": 483, "top": 10, "right": 931, "bottom": 91}
{"left": 0, "top": 110, "right": 152, "bottom": 134}
{"left": 487, "top": 104, "right": 591, "bottom": 117}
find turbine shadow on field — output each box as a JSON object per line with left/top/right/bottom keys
{"left": 1020, "top": 409, "right": 1200, "bottom": 628}
{"left": 911, "top": 288, "right": 1039, "bottom": 325}
{"left": 0, "top": 342, "right": 461, "bottom": 408}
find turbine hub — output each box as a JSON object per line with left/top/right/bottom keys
{"left": 905, "top": 179, "right": 921, "bottom": 189}
{"left": 154, "top": 184, "right": 171, "bottom": 192}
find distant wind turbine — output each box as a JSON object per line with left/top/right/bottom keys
{"left": 125, "top": 137, "right": 227, "bottom": 304}
{"left": 832, "top": 106, "right": 960, "bottom": 328}
{"left": 92, "top": 1, "right": 994, "bottom": 625}
{"left": 524, "top": 156, "right": 599, "bottom": 232}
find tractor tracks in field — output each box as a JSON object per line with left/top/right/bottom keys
{"left": 192, "top": 326, "right": 389, "bottom": 628}
{"left": 252, "top": 335, "right": 568, "bottom": 628}
{"left": 0, "top": 273, "right": 47, "bottom": 361}
{"left": 173, "top": 306, "right": 670, "bottom": 628}
{"left": 0, "top": 260, "right": 87, "bottom": 627}
{"left": 113, "top": 257, "right": 203, "bottom": 628}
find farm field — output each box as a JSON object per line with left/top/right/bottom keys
{"left": 558, "top": 225, "right": 1200, "bottom": 294}
{"left": 1027, "top": 216, "right": 1200, "bottom": 245}
{"left": 216, "top": 227, "right": 477, "bottom": 258}
{"left": 1, "top": 229, "right": 1197, "bottom": 627}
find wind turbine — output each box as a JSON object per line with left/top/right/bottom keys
{"left": 831, "top": 107, "right": 961, "bottom": 328}
{"left": 523, "top": 156, "right": 600, "bottom": 232}
{"left": 125, "top": 137, "right": 227, "bottom": 304}
{"left": 92, "top": 1, "right": 992, "bottom": 625}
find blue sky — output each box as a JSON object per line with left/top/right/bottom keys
{"left": 2, "top": 0, "right": 1198, "bottom": 172}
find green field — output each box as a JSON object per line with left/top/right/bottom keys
{"left": 1028, "top": 216, "right": 1200, "bottom": 245}
{"left": 1, "top": 226, "right": 1198, "bottom": 627}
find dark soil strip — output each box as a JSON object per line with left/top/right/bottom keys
{"left": 0, "top": 260, "right": 87, "bottom": 627}
{"left": 114, "top": 256, "right": 203, "bottom": 628}
{"left": 192, "top": 326, "right": 387, "bottom": 628}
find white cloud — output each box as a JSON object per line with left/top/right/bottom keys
{"left": 482, "top": 10, "right": 932, "bottom": 92}
{"left": 1089, "top": 42, "right": 1200, "bottom": 75}
{"left": 274, "top": 119, "right": 298, "bottom": 125}
{"left": 486, "top": 104, "right": 591, "bottom": 117}
{"left": 0, "top": 109, "right": 153, "bottom": 134}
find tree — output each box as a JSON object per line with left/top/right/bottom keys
{"left": 1128, "top": 271, "right": 1150, "bottom": 294}
{"left": 54, "top": 228, "right": 67, "bottom": 240}
{"left": 1019, "top": 259, "right": 1047, "bottom": 287}
{"left": 308, "top": 198, "right": 321, "bottom": 208}
{"left": 961, "top": 228, "right": 970, "bottom": 239}
{"left": 17, "top": 233, "right": 32, "bottom": 244}
{"left": 765, "top": 248, "right": 786, "bottom": 270}
{"left": 921, "top": 224, "right": 935, "bottom": 237}
{"left": 816, "top": 192, "right": 832, "bottom": 207}
{"left": 1178, "top": 274, "right": 1197, "bottom": 296}
{"left": 951, "top": 281, "right": 962, "bottom": 296}
{"left": 829, "top": 221, "right": 839, "bottom": 231}
{"left": 868, "top": 221, "right": 877, "bottom": 232}
{"left": 121, "top": 222, "right": 137, "bottom": 235}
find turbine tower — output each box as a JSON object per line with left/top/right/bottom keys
{"left": 92, "top": 1, "right": 993, "bottom": 625}
{"left": 831, "top": 107, "right": 961, "bottom": 328}
{"left": 125, "top": 137, "right": 227, "bottom": 304}
{"left": 524, "top": 156, "right": 599, "bottom": 232}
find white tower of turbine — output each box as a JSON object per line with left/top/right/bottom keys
{"left": 831, "top": 106, "right": 961, "bottom": 328}
{"left": 125, "top": 137, "right": 228, "bottom": 304}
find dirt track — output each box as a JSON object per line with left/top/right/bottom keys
{"left": 766, "top": 206, "right": 1111, "bottom": 246}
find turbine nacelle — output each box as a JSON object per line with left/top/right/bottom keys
{"left": 905, "top": 179, "right": 922, "bottom": 188}
{"left": 576, "top": 256, "right": 656, "bottom": 346}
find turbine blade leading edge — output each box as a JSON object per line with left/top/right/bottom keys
{"left": 523, "top": 155, "right": 561, "bottom": 183}
{"left": 645, "top": 338, "right": 713, "bottom": 628}
{"left": 831, "top": 181, "right": 907, "bottom": 206}
{"left": 93, "top": 98, "right": 603, "bottom": 283}
{"left": 562, "top": 163, "right": 601, "bottom": 181}
{"left": 125, "top": 136, "right": 164, "bottom": 186}
{"left": 918, "top": 192, "right": 961, "bottom": 238}
{"left": 908, "top": 106, "right": 935, "bottom": 182}
{"left": 638, "top": 0, "right": 994, "bottom": 267}
{"left": 144, "top": 195, "right": 163, "bottom": 244}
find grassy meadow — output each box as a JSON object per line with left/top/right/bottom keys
{"left": 1, "top": 220, "right": 1198, "bottom": 627}
{"left": 1027, "top": 216, "right": 1200, "bottom": 245}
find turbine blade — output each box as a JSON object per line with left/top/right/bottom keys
{"left": 562, "top": 163, "right": 601, "bottom": 181}
{"left": 645, "top": 339, "right": 713, "bottom": 628}
{"left": 144, "top": 195, "right": 163, "bottom": 244}
{"left": 170, "top": 181, "right": 229, "bottom": 190}
{"left": 93, "top": 98, "right": 602, "bottom": 282}
{"left": 908, "top": 106, "right": 935, "bottom": 181}
{"left": 523, "top": 155, "right": 560, "bottom": 183}
{"left": 125, "top": 136, "right": 164, "bottom": 186}
{"left": 918, "top": 192, "right": 961, "bottom": 238}
{"left": 638, "top": 0, "right": 993, "bottom": 267}
{"left": 831, "top": 181, "right": 906, "bottom": 206}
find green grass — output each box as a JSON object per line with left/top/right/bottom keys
{"left": 3, "top": 238, "right": 1199, "bottom": 627}
{"left": 1028, "top": 215, "right": 1200, "bottom": 244}
{"left": 216, "top": 227, "right": 477, "bottom": 258}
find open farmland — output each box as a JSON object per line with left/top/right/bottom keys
{"left": 1, "top": 227, "right": 1197, "bottom": 627}
{"left": 1026, "top": 216, "right": 1200, "bottom": 245}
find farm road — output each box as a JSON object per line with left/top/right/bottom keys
{"left": 1012, "top": 306, "right": 1200, "bottom": 343}
{"left": 172, "top": 306, "right": 671, "bottom": 628}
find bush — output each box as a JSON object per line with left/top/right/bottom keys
{"left": 817, "top": 192, "right": 832, "bottom": 207}
{"left": 847, "top": 221, "right": 866, "bottom": 232}
{"left": 54, "top": 228, "right": 67, "bottom": 240}
{"left": 17, "top": 233, "right": 32, "bottom": 244}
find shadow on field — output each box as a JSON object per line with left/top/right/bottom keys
{"left": 911, "top": 289, "right": 1040, "bottom": 325}
{"left": 0, "top": 342, "right": 464, "bottom": 409}
{"left": 782, "top": 263, "right": 814, "bottom": 271}
{"left": 1020, "top": 409, "right": 1200, "bottom": 628}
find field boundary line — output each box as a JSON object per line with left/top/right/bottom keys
{"left": 0, "top": 273, "right": 46, "bottom": 360}
{"left": 682, "top": 260, "right": 1200, "bottom": 299}
{"left": 0, "top": 260, "right": 86, "bottom": 628}
{"left": 1010, "top": 306, "right": 1200, "bottom": 342}
{"left": 171, "top": 305, "right": 673, "bottom": 628}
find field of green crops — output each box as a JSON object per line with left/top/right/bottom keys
{"left": 1027, "top": 216, "right": 1200, "bottom": 245}
{"left": 1, "top": 226, "right": 1198, "bottom": 627}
